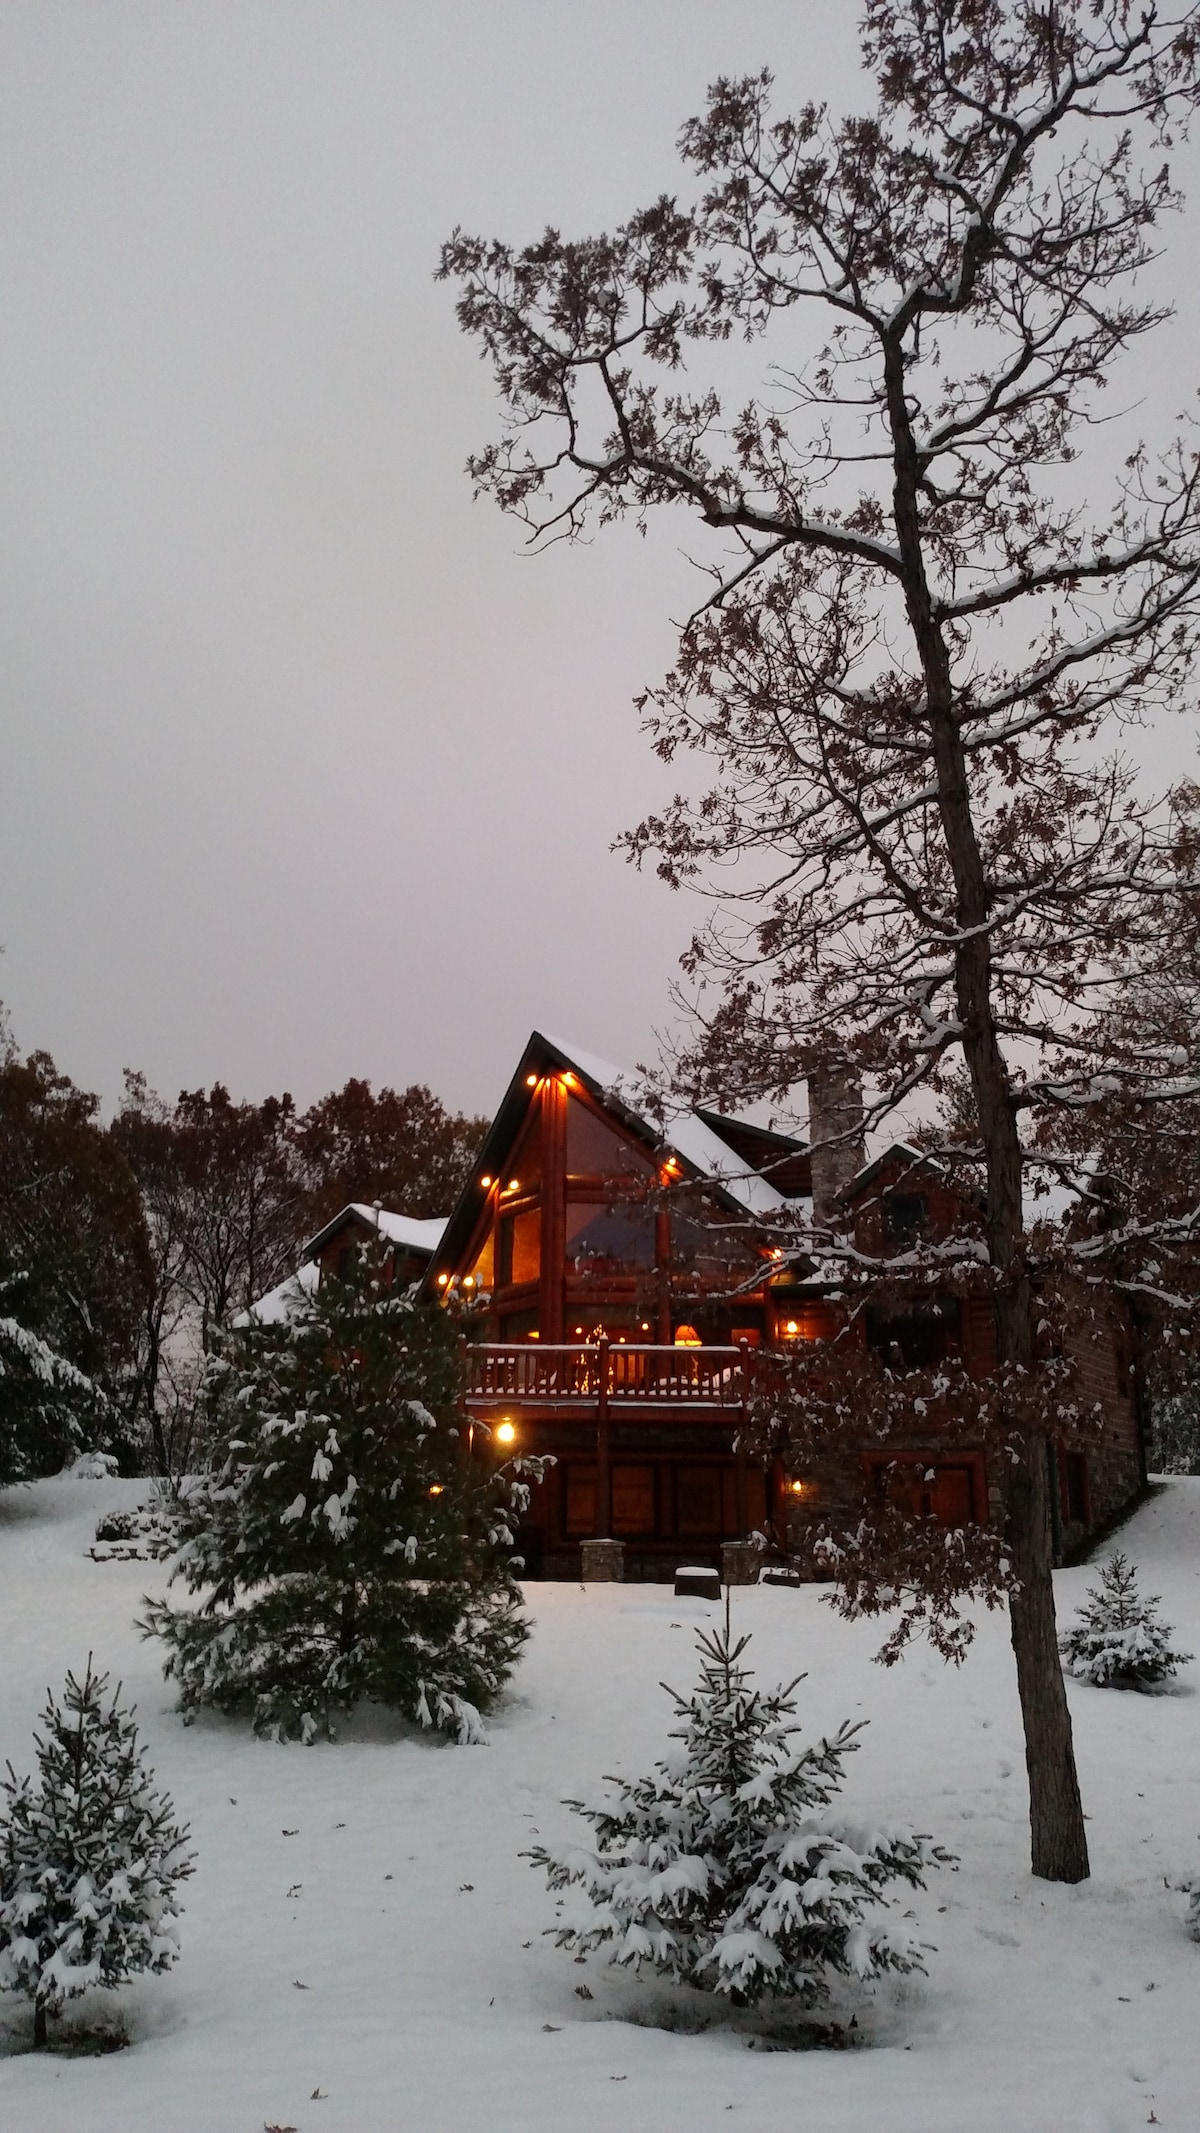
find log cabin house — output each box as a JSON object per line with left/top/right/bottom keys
{"left": 413, "top": 1032, "right": 1148, "bottom": 1581}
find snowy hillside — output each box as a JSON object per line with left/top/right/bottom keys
{"left": 3, "top": 1475, "right": 1200, "bottom": 2131}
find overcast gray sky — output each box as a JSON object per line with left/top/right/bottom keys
{"left": 2, "top": 3, "right": 1197, "bottom": 1124}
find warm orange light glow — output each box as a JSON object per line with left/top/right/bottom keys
{"left": 428, "top": 1484, "right": 445, "bottom": 1496}
{"left": 507, "top": 1178, "right": 520, "bottom": 1192}
{"left": 674, "top": 1324, "right": 702, "bottom": 1347}
{"left": 770, "top": 1248, "right": 784, "bottom": 1260}
{"left": 640, "top": 1321, "right": 650, "bottom": 1331}
{"left": 437, "top": 1274, "right": 450, "bottom": 1287}
{"left": 495, "top": 1421, "right": 516, "bottom": 1446}
{"left": 528, "top": 1330, "right": 539, "bottom": 1340}
{"left": 562, "top": 1072, "right": 576, "bottom": 1087}
{"left": 462, "top": 1276, "right": 475, "bottom": 1290}
{"left": 787, "top": 1477, "right": 818, "bottom": 1502}
{"left": 480, "top": 1175, "right": 493, "bottom": 1189}
{"left": 526, "top": 1074, "right": 538, "bottom": 1087}
{"left": 785, "top": 1320, "right": 799, "bottom": 1336}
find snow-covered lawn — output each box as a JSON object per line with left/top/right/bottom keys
{"left": 3, "top": 1476, "right": 1200, "bottom": 2132}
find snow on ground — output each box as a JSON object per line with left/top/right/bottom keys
{"left": 3, "top": 1477, "right": 1200, "bottom": 2133}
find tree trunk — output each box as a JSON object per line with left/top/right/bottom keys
{"left": 882, "top": 327, "right": 1090, "bottom": 1884}
{"left": 1006, "top": 1428, "right": 1090, "bottom": 1881}
{"left": 339, "top": 1583, "right": 357, "bottom": 1656}
{"left": 33, "top": 1999, "right": 47, "bottom": 2049}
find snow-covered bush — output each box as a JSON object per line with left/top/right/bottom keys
{"left": 91, "top": 1486, "right": 184, "bottom": 1562}
{"left": 530, "top": 1615, "right": 947, "bottom": 2011}
{"left": 142, "top": 1247, "right": 539, "bottom": 1743}
{"left": 1058, "top": 1552, "right": 1192, "bottom": 1689}
{"left": 0, "top": 1659, "right": 193, "bottom": 2049}
{"left": 65, "top": 1449, "right": 120, "bottom": 1482}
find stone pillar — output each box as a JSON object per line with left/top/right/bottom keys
{"left": 807, "top": 1064, "right": 865, "bottom": 1225}
{"left": 580, "top": 1538, "right": 624, "bottom": 1583}
{"left": 721, "top": 1540, "right": 761, "bottom": 1587}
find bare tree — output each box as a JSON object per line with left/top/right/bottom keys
{"left": 442, "top": 0, "right": 1200, "bottom": 1881}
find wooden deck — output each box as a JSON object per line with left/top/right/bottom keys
{"left": 463, "top": 1340, "right": 751, "bottom": 1414}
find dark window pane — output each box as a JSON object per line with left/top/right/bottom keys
{"left": 566, "top": 1097, "right": 652, "bottom": 1179}
{"left": 866, "top": 1297, "right": 961, "bottom": 1369}
{"left": 565, "top": 1200, "right": 656, "bottom": 1272}
{"left": 499, "top": 1307, "right": 540, "bottom": 1340}
{"left": 884, "top": 1193, "right": 928, "bottom": 1243}
{"left": 669, "top": 1199, "right": 759, "bottom": 1282}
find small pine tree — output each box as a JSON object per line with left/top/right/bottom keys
{"left": 0, "top": 1660, "right": 193, "bottom": 2049}
{"left": 1058, "top": 1552, "right": 1193, "bottom": 1689}
{"left": 142, "top": 1246, "right": 535, "bottom": 1743}
{"left": 530, "top": 1610, "right": 946, "bottom": 2011}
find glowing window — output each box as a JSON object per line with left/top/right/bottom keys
{"left": 498, "top": 1208, "right": 540, "bottom": 1288}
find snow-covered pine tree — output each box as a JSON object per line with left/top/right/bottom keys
{"left": 530, "top": 1611, "right": 946, "bottom": 2010}
{"left": 0, "top": 1659, "right": 193, "bottom": 2049}
{"left": 1058, "top": 1552, "right": 1192, "bottom": 1689}
{"left": 142, "top": 1244, "right": 536, "bottom": 1743}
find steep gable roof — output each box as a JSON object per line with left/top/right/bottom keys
{"left": 425, "top": 1030, "right": 803, "bottom": 1289}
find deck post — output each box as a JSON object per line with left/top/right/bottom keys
{"left": 735, "top": 1340, "right": 751, "bottom": 1534}
{"left": 595, "top": 1338, "right": 612, "bottom": 1539}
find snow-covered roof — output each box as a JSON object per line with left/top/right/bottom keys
{"left": 540, "top": 1033, "right": 798, "bottom": 1220}
{"left": 845, "top": 1138, "right": 1084, "bottom": 1233}
{"left": 300, "top": 1203, "right": 448, "bottom": 1263}
{"left": 235, "top": 1259, "right": 320, "bottom": 1328}
{"left": 344, "top": 1206, "right": 448, "bottom": 1255}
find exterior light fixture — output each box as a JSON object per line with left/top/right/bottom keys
{"left": 480, "top": 1175, "right": 493, "bottom": 1189}
{"left": 428, "top": 1484, "right": 445, "bottom": 1497}
{"left": 462, "top": 1276, "right": 475, "bottom": 1290}
{"left": 674, "top": 1324, "right": 702, "bottom": 1347}
{"left": 507, "top": 1179, "right": 520, "bottom": 1192}
{"left": 784, "top": 1319, "right": 800, "bottom": 1337}
{"left": 526, "top": 1074, "right": 538, "bottom": 1088}
{"left": 495, "top": 1421, "right": 516, "bottom": 1446}
{"left": 437, "top": 1274, "right": 450, "bottom": 1287}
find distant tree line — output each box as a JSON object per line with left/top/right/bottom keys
{"left": 0, "top": 1013, "right": 487, "bottom": 1486}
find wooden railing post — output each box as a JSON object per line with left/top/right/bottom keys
{"left": 735, "top": 1339, "right": 750, "bottom": 1535}
{"left": 595, "top": 1338, "right": 612, "bottom": 1538}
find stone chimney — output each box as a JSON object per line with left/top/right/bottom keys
{"left": 807, "top": 1064, "right": 865, "bottom": 1226}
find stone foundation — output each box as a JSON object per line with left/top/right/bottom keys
{"left": 580, "top": 1538, "right": 625, "bottom": 1583}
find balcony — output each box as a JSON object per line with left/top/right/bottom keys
{"left": 463, "top": 1340, "right": 751, "bottom": 1413}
